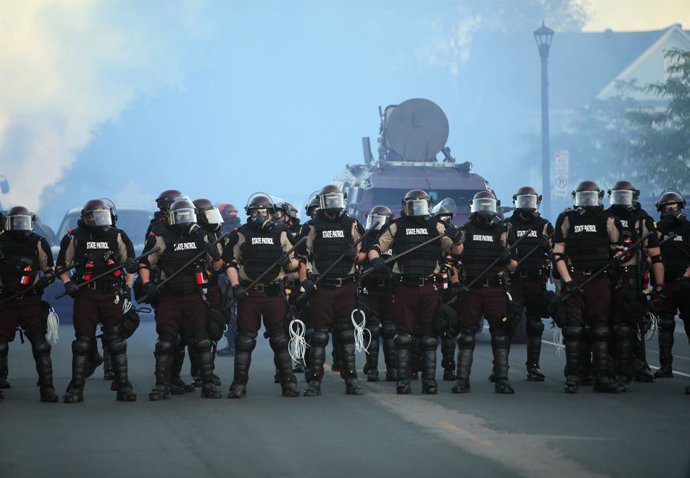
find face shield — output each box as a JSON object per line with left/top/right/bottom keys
{"left": 431, "top": 198, "right": 457, "bottom": 218}
{"left": 515, "top": 194, "right": 538, "bottom": 210}
{"left": 200, "top": 207, "right": 224, "bottom": 225}
{"left": 169, "top": 207, "right": 196, "bottom": 225}
{"left": 470, "top": 198, "right": 497, "bottom": 214}
{"left": 366, "top": 214, "right": 389, "bottom": 231}
{"left": 6, "top": 215, "right": 32, "bottom": 231}
{"left": 83, "top": 209, "right": 113, "bottom": 227}
{"left": 574, "top": 191, "right": 601, "bottom": 207}
{"left": 610, "top": 190, "right": 634, "bottom": 207}
{"left": 404, "top": 199, "right": 430, "bottom": 217}
{"left": 660, "top": 202, "right": 681, "bottom": 219}
{"left": 319, "top": 192, "right": 346, "bottom": 211}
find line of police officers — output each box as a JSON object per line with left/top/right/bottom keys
{"left": 1, "top": 180, "right": 689, "bottom": 402}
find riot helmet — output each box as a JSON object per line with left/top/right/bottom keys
{"left": 245, "top": 192, "right": 275, "bottom": 229}
{"left": 156, "top": 189, "right": 184, "bottom": 213}
{"left": 607, "top": 181, "right": 639, "bottom": 208}
{"left": 5, "top": 206, "right": 34, "bottom": 234}
{"left": 656, "top": 188, "right": 686, "bottom": 220}
{"left": 193, "top": 198, "right": 223, "bottom": 230}
{"left": 402, "top": 189, "right": 431, "bottom": 217}
{"left": 470, "top": 190, "right": 499, "bottom": 214}
{"left": 218, "top": 203, "right": 241, "bottom": 227}
{"left": 318, "top": 184, "right": 346, "bottom": 214}
{"left": 168, "top": 198, "right": 197, "bottom": 227}
{"left": 100, "top": 197, "right": 118, "bottom": 225}
{"left": 81, "top": 199, "right": 113, "bottom": 229}
{"left": 572, "top": 181, "right": 604, "bottom": 208}
{"left": 365, "top": 205, "right": 393, "bottom": 231}
{"left": 513, "top": 186, "right": 541, "bottom": 211}
{"left": 306, "top": 191, "right": 320, "bottom": 218}
{"left": 277, "top": 201, "right": 299, "bottom": 225}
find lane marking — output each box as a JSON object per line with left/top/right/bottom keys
{"left": 440, "top": 420, "right": 493, "bottom": 446}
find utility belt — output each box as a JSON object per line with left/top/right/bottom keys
{"left": 511, "top": 269, "right": 545, "bottom": 281}
{"left": 570, "top": 268, "right": 607, "bottom": 277}
{"left": 77, "top": 279, "right": 119, "bottom": 293}
{"left": 317, "top": 275, "right": 356, "bottom": 289}
{"left": 241, "top": 281, "right": 283, "bottom": 295}
{"left": 362, "top": 276, "right": 390, "bottom": 289}
{"left": 467, "top": 275, "right": 504, "bottom": 288}
{"left": 1, "top": 287, "right": 40, "bottom": 300}
{"left": 395, "top": 274, "right": 436, "bottom": 287}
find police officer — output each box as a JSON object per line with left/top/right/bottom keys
{"left": 653, "top": 189, "right": 690, "bottom": 394}
{"left": 218, "top": 203, "right": 241, "bottom": 235}
{"left": 552, "top": 181, "right": 624, "bottom": 394}
{"left": 605, "top": 181, "right": 664, "bottom": 386}
{"left": 224, "top": 193, "right": 301, "bottom": 398}
{"left": 360, "top": 205, "right": 395, "bottom": 382}
{"left": 450, "top": 190, "right": 517, "bottom": 394}
{"left": 57, "top": 199, "right": 138, "bottom": 402}
{"left": 507, "top": 187, "right": 554, "bottom": 382}
{"left": 0, "top": 207, "right": 59, "bottom": 402}
{"left": 300, "top": 184, "right": 366, "bottom": 396}
{"left": 139, "top": 198, "right": 223, "bottom": 400}
{"left": 369, "top": 189, "right": 461, "bottom": 395}
{"left": 216, "top": 202, "right": 241, "bottom": 357}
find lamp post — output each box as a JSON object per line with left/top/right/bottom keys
{"left": 534, "top": 21, "right": 554, "bottom": 219}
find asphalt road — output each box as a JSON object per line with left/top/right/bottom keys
{"left": 1, "top": 321, "right": 689, "bottom": 478}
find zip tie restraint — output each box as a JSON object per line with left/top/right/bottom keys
{"left": 46, "top": 307, "right": 60, "bottom": 343}
{"left": 289, "top": 319, "right": 308, "bottom": 365}
{"left": 351, "top": 308, "right": 371, "bottom": 354}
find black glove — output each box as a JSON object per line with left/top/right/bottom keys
{"left": 204, "top": 242, "right": 222, "bottom": 262}
{"left": 36, "top": 275, "right": 54, "bottom": 293}
{"left": 563, "top": 280, "right": 580, "bottom": 297}
{"left": 539, "top": 235, "right": 551, "bottom": 248}
{"left": 232, "top": 284, "right": 248, "bottom": 301}
{"left": 344, "top": 246, "right": 358, "bottom": 263}
{"left": 124, "top": 257, "right": 139, "bottom": 274}
{"left": 276, "top": 253, "right": 292, "bottom": 271}
{"left": 64, "top": 280, "right": 78, "bottom": 298}
{"left": 370, "top": 256, "right": 387, "bottom": 273}
{"left": 300, "top": 279, "right": 316, "bottom": 295}
{"left": 498, "top": 248, "right": 512, "bottom": 265}
{"left": 121, "top": 287, "right": 132, "bottom": 302}
{"left": 142, "top": 282, "right": 159, "bottom": 301}
{"left": 444, "top": 223, "right": 460, "bottom": 242}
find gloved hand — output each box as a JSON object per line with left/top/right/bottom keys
{"left": 498, "top": 248, "right": 512, "bottom": 265}
{"left": 539, "top": 235, "right": 551, "bottom": 248}
{"left": 142, "top": 282, "right": 159, "bottom": 302}
{"left": 343, "top": 246, "right": 358, "bottom": 263}
{"left": 232, "top": 284, "right": 248, "bottom": 301}
{"left": 563, "top": 280, "right": 580, "bottom": 297}
{"left": 276, "top": 253, "right": 292, "bottom": 271}
{"left": 121, "top": 287, "right": 132, "bottom": 302}
{"left": 444, "top": 223, "right": 460, "bottom": 242}
{"left": 64, "top": 280, "right": 78, "bottom": 298}
{"left": 36, "top": 275, "right": 54, "bottom": 293}
{"left": 370, "top": 257, "right": 387, "bottom": 273}
{"left": 124, "top": 257, "right": 139, "bottom": 274}
{"left": 204, "top": 242, "right": 222, "bottom": 262}
{"left": 300, "top": 279, "right": 316, "bottom": 295}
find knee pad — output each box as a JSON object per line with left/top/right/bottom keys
{"left": 155, "top": 339, "right": 176, "bottom": 356}
{"left": 592, "top": 324, "right": 610, "bottom": 342}
{"left": 269, "top": 330, "right": 289, "bottom": 349}
{"left": 236, "top": 332, "right": 257, "bottom": 352}
{"left": 381, "top": 322, "right": 396, "bottom": 339}
{"left": 310, "top": 329, "right": 329, "bottom": 348}
{"left": 614, "top": 323, "right": 633, "bottom": 340}
{"left": 457, "top": 330, "right": 476, "bottom": 349}
{"left": 419, "top": 335, "right": 438, "bottom": 350}
{"left": 31, "top": 337, "right": 51, "bottom": 356}
{"left": 492, "top": 333, "right": 510, "bottom": 348}
{"left": 72, "top": 336, "right": 92, "bottom": 355}
{"left": 394, "top": 333, "right": 412, "bottom": 348}
{"left": 0, "top": 337, "right": 8, "bottom": 357}
{"left": 658, "top": 316, "right": 676, "bottom": 332}
{"left": 526, "top": 317, "right": 544, "bottom": 336}
{"left": 103, "top": 328, "right": 126, "bottom": 354}
{"left": 562, "top": 325, "right": 583, "bottom": 341}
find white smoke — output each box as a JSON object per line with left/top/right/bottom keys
{"left": 0, "top": 0, "right": 206, "bottom": 212}
{"left": 422, "top": 13, "right": 483, "bottom": 76}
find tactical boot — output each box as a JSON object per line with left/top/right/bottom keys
{"left": 394, "top": 333, "right": 412, "bottom": 395}
{"left": 592, "top": 327, "right": 625, "bottom": 394}
{"left": 227, "top": 377, "right": 247, "bottom": 399}
{"left": 303, "top": 379, "right": 322, "bottom": 397}
{"left": 304, "top": 330, "right": 327, "bottom": 396}
{"left": 32, "top": 339, "right": 58, "bottom": 403}
{"left": 63, "top": 338, "right": 90, "bottom": 403}
{"left": 40, "top": 386, "right": 59, "bottom": 403}
{"left": 526, "top": 335, "right": 545, "bottom": 382}
{"left": 116, "top": 381, "right": 137, "bottom": 402}
{"left": 149, "top": 339, "right": 174, "bottom": 401}
{"left": 171, "top": 377, "right": 195, "bottom": 394}
{"left": 345, "top": 378, "right": 364, "bottom": 395}
{"left": 654, "top": 321, "right": 674, "bottom": 378}
{"left": 452, "top": 333, "right": 475, "bottom": 394}
{"left": 363, "top": 365, "right": 379, "bottom": 382}
{"left": 564, "top": 376, "right": 578, "bottom": 394}
{"left": 148, "top": 384, "right": 171, "bottom": 401}
{"left": 281, "top": 380, "right": 300, "bottom": 397}
{"left": 338, "top": 328, "right": 364, "bottom": 396}
{"left": 420, "top": 336, "right": 438, "bottom": 394}
{"left": 635, "top": 366, "right": 655, "bottom": 383}
{"left": 593, "top": 376, "right": 625, "bottom": 394}
{"left": 270, "top": 329, "right": 301, "bottom": 398}
{"left": 201, "top": 382, "right": 221, "bottom": 399}
{"left": 104, "top": 328, "right": 137, "bottom": 402}
{"left": 63, "top": 382, "right": 84, "bottom": 403}
{"left": 363, "top": 324, "right": 380, "bottom": 382}
{"left": 492, "top": 334, "right": 515, "bottom": 395}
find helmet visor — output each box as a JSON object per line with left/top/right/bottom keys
{"left": 574, "top": 191, "right": 601, "bottom": 207}
{"left": 320, "top": 192, "right": 345, "bottom": 210}
{"left": 169, "top": 208, "right": 197, "bottom": 225}
{"left": 7, "top": 215, "right": 32, "bottom": 231}
{"left": 83, "top": 209, "right": 113, "bottom": 227}
{"left": 470, "top": 198, "right": 497, "bottom": 213}
{"left": 515, "top": 194, "right": 538, "bottom": 210}
{"left": 366, "top": 214, "right": 388, "bottom": 231}
{"left": 201, "top": 208, "right": 224, "bottom": 225}
{"left": 431, "top": 198, "right": 458, "bottom": 217}
{"left": 610, "top": 190, "right": 634, "bottom": 207}
{"left": 405, "top": 199, "right": 430, "bottom": 216}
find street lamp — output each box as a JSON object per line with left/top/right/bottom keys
{"left": 534, "top": 21, "right": 554, "bottom": 219}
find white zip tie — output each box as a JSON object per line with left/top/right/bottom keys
{"left": 643, "top": 311, "right": 658, "bottom": 341}
{"left": 288, "top": 319, "right": 308, "bottom": 365}
{"left": 351, "top": 308, "right": 371, "bottom": 354}
{"left": 46, "top": 307, "right": 60, "bottom": 344}
{"left": 122, "top": 298, "right": 133, "bottom": 314}
{"left": 552, "top": 327, "right": 565, "bottom": 356}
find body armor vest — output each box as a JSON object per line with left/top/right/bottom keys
{"left": 507, "top": 214, "right": 550, "bottom": 272}
{"left": 0, "top": 232, "right": 41, "bottom": 293}
{"left": 461, "top": 220, "right": 507, "bottom": 280}
{"left": 312, "top": 213, "right": 355, "bottom": 278}
{"left": 239, "top": 223, "right": 284, "bottom": 282}
{"left": 392, "top": 216, "right": 439, "bottom": 277}
{"left": 659, "top": 217, "right": 690, "bottom": 280}
{"left": 158, "top": 226, "right": 206, "bottom": 296}
{"left": 71, "top": 227, "right": 123, "bottom": 288}
{"left": 563, "top": 209, "right": 610, "bottom": 271}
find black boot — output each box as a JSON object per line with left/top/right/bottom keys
{"left": 526, "top": 317, "right": 545, "bottom": 382}
{"left": 31, "top": 337, "right": 58, "bottom": 403}
{"left": 363, "top": 325, "right": 380, "bottom": 382}
{"left": 394, "top": 333, "right": 412, "bottom": 394}
{"left": 563, "top": 322, "right": 583, "bottom": 394}
{"left": 228, "top": 332, "right": 256, "bottom": 398}
{"left": 193, "top": 337, "right": 222, "bottom": 399}
{"left": 338, "top": 328, "right": 363, "bottom": 395}
{"left": 64, "top": 337, "right": 91, "bottom": 403}
{"left": 103, "top": 327, "right": 136, "bottom": 402}
{"left": 420, "top": 336, "right": 438, "bottom": 394}
{"left": 381, "top": 322, "right": 397, "bottom": 381}
{"left": 451, "top": 330, "right": 475, "bottom": 393}
{"left": 614, "top": 323, "right": 635, "bottom": 384}
{"left": 492, "top": 333, "right": 514, "bottom": 394}
{"left": 270, "top": 330, "right": 300, "bottom": 398}
{"left": 592, "top": 325, "right": 624, "bottom": 393}
{"left": 304, "top": 329, "right": 328, "bottom": 397}
{"left": 633, "top": 335, "right": 654, "bottom": 382}
{"left": 654, "top": 317, "right": 675, "bottom": 378}
{"left": 441, "top": 334, "right": 457, "bottom": 381}
{"left": 149, "top": 338, "right": 175, "bottom": 401}
{"left": 85, "top": 336, "right": 103, "bottom": 379}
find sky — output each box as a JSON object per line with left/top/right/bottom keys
{"left": 0, "top": 0, "right": 688, "bottom": 231}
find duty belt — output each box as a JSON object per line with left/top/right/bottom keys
{"left": 241, "top": 281, "right": 282, "bottom": 295}
{"left": 397, "top": 275, "right": 435, "bottom": 287}
{"left": 512, "top": 269, "right": 544, "bottom": 281}
{"left": 318, "top": 276, "right": 356, "bottom": 288}
{"left": 571, "top": 269, "right": 606, "bottom": 276}
{"left": 84, "top": 281, "right": 118, "bottom": 293}
{"left": 363, "top": 277, "right": 390, "bottom": 289}
{"left": 468, "top": 276, "right": 503, "bottom": 288}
